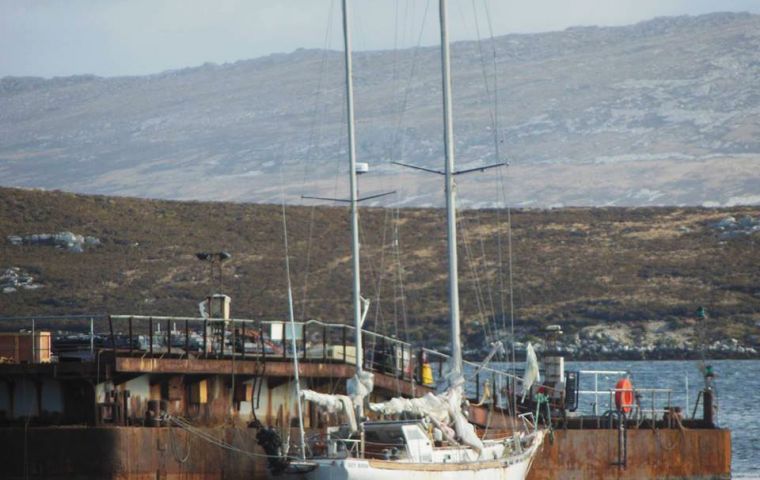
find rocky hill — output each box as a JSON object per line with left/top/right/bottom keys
{"left": 1, "top": 13, "right": 759, "bottom": 208}
{"left": 1, "top": 187, "right": 758, "bottom": 358}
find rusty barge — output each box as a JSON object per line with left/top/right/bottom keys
{"left": 0, "top": 296, "right": 730, "bottom": 479}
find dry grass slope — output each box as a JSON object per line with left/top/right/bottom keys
{"left": 0, "top": 187, "right": 757, "bottom": 347}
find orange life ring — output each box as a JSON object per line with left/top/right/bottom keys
{"left": 615, "top": 378, "right": 634, "bottom": 413}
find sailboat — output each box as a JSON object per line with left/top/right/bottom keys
{"left": 278, "top": 0, "right": 545, "bottom": 478}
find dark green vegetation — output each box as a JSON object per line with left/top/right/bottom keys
{"left": 0, "top": 187, "right": 757, "bottom": 348}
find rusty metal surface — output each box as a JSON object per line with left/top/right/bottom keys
{"left": 372, "top": 372, "right": 433, "bottom": 397}
{"left": 0, "top": 354, "right": 733, "bottom": 479}
{"left": 467, "top": 405, "right": 518, "bottom": 430}
{"left": 0, "top": 361, "right": 98, "bottom": 376}
{"left": 0, "top": 426, "right": 265, "bottom": 480}
{"left": 0, "top": 425, "right": 731, "bottom": 479}
{"left": 115, "top": 356, "right": 354, "bottom": 378}
{"left": 114, "top": 356, "right": 427, "bottom": 398}
{"left": 528, "top": 428, "right": 731, "bottom": 480}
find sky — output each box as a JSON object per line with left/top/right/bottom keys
{"left": 2, "top": 0, "right": 759, "bottom": 78}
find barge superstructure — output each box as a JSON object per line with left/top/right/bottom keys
{"left": 0, "top": 303, "right": 730, "bottom": 479}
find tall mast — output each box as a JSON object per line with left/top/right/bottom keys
{"left": 439, "top": 0, "right": 462, "bottom": 378}
{"left": 341, "top": 0, "right": 364, "bottom": 403}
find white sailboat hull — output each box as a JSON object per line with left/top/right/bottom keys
{"left": 293, "top": 456, "right": 534, "bottom": 480}
{"left": 289, "top": 432, "right": 543, "bottom": 480}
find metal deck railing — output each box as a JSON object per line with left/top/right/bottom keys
{"left": 0, "top": 314, "right": 526, "bottom": 405}
{"left": 0, "top": 315, "right": 694, "bottom": 425}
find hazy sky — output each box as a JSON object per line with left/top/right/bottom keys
{"left": 2, "top": 0, "right": 759, "bottom": 78}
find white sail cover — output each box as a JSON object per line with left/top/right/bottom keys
{"left": 369, "top": 392, "right": 447, "bottom": 418}
{"left": 301, "top": 390, "right": 358, "bottom": 432}
{"left": 522, "top": 342, "right": 540, "bottom": 401}
{"left": 445, "top": 377, "right": 485, "bottom": 454}
{"left": 346, "top": 370, "right": 374, "bottom": 409}
{"left": 345, "top": 298, "right": 375, "bottom": 409}
{"left": 368, "top": 371, "right": 484, "bottom": 454}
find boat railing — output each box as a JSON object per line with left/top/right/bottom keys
{"left": 577, "top": 369, "right": 629, "bottom": 416}
{"left": 0, "top": 313, "right": 425, "bottom": 386}
{"left": 0, "top": 315, "right": 697, "bottom": 427}
{"left": 0, "top": 314, "right": 107, "bottom": 362}
{"left": 607, "top": 387, "right": 677, "bottom": 425}
{"left": 576, "top": 369, "right": 681, "bottom": 426}
{"left": 102, "top": 315, "right": 421, "bottom": 382}
{"left": 0, "top": 312, "right": 519, "bottom": 411}
{"left": 518, "top": 412, "right": 536, "bottom": 432}
{"left": 421, "top": 347, "right": 528, "bottom": 408}
{"left": 105, "top": 315, "right": 526, "bottom": 400}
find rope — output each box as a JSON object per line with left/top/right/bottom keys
{"left": 280, "top": 159, "right": 307, "bottom": 458}
{"left": 393, "top": 207, "right": 413, "bottom": 395}
{"left": 392, "top": 207, "right": 410, "bottom": 344}
{"left": 462, "top": 210, "right": 503, "bottom": 344}
{"left": 473, "top": 211, "right": 499, "bottom": 334}
{"left": 358, "top": 207, "right": 390, "bottom": 336}
{"left": 168, "top": 416, "right": 281, "bottom": 460}
{"left": 298, "top": 206, "right": 317, "bottom": 322}
{"left": 483, "top": 397, "right": 495, "bottom": 439}
{"left": 299, "top": 0, "right": 337, "bottom": 188}
{"left": 459, "top": 214, "right": 493, "bottom": 342}
{"left": 382, "top": 1, "right": 430, "bottom": 354}
{"left": 169, "top": 421, "right": 191, "bottom": 463}
{"left": 358, "top": 207, "right": 406, "bottom": 394}
{"left": 388, "top": 0, "right": 432, "bottom": 164}
{"left": 297, "top": 0, "right": 336, "bottom": 322}
{"left": 297, "top": 5, "right": 350, "bottom": 344}
{"left": 470, "top": 0, "right": 501, "bottom": 160}
{"left": 506, "top": 204, "right": 517, "bottom": 409}
{"left": 468, "top": 0, "right": 518, "bottom": 398}
{"left": 653, "top": 427, "right": 684, "bottom": 452}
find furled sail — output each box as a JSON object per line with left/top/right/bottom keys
{"left": 346, "top": 370, "right": 374, "bottom": 411}
{"left": 300, "top": 390, "right": 357, "bottom": 432}
{"left": 368, "top": 372, "right": 484, "bottom": 454}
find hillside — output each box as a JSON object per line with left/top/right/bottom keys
{"left": 1, "top": 187, "right": 758, "bottom": 356}
{"left": 1, "top": 13, "right": 759, "bottom": 207}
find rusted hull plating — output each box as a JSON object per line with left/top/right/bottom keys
{"left": 0, "top": 426, "right": 263, "bottom": 479}
{"left": 527, "top": 428, "right": 731, "bottom": 480}
{"left": 0, "top": 426, "right": 730, "bottom": 480}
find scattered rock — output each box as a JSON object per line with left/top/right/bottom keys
{"left": 6, "top": 231, "right": 101, "bottom": 253}
{"left": 712, "top": 215, "right": 759, "bottom": 239}
{"left": 712, "top": 216, "right": 736, "bottom": 229}
{"left": 502, "top": 323, "right": 759, "bottom": 360}
{"left": 0, "top": 267, "right": 42, "bottom": 293}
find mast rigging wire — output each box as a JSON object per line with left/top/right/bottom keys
{"left": 392, "top": 207, "right": 411, "bottom": 345}
{"left": 169, "top": 416, "right": 296, "bottom": 461}
{"left": 473, "top": 0, "right": 516, "bottom": 367}
{"left": 459, "top": 214, "right": 495, "bottom": 343}
{"left": 388, "top": 0, "right": 432, "bottom": 166}
{"left": 298, "top": 0, "right": 337, "bottom": 323}
{"left": 280, "top": 153, "right": 307, "bottom": 459}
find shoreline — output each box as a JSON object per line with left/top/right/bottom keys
{"left": 462, "top": 349, "right": 760, "bottom": 363}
